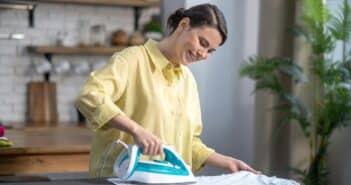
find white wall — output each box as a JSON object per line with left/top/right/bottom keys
{"left": 163, "top": 0, "right": 260, "bottom": 175}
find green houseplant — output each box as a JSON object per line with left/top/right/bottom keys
{"left": 239, "top": 0, "right": 351, "bottom": 184}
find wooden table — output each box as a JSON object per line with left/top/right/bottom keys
{"left": 5, "top": 178, "right": 111, "bottom": 185}
{"left": 0, "top": 126, "right": 91, "bottom": 175}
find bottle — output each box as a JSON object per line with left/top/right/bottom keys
{"left": 76, "top": 19, "right": 90, "bottom": 47}
{"left": 90, "top": 24, "right": 107, "bottom": 46}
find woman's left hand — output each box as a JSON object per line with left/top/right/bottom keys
{"left": 206, "top": 153, "right": 261, "bottom": 174}
{"left": 224, "top": 156, "right": 260, "bottom": 174}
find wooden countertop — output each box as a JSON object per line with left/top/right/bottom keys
{"left": 5, "top": 178, "right": 110, "bottom": 185}
{"left": 0, "top": 126, "right": 92, "bottom": 175}
{"left": 0, "top": 126, "right": 91, "bottom": 155}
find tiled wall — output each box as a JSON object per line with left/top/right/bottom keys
{"left": 0, "top": 3, "right": 158, "bottom": 125}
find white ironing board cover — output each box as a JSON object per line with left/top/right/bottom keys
{"left": 108, "top": 171, "right": 300, "bottom": 185}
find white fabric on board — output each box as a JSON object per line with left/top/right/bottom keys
{"left": 108, "top": 171, "right": 300, "bottom": 185}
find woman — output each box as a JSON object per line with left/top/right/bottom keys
{"left": 76, "top": 3, "right": 258, "bottom": 177}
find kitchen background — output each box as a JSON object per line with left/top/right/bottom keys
{"left": 0, "top": 0, "right": 350, "bottom": 184}
{"left": 0, "top": 1, "right": 159, "bottom": 125}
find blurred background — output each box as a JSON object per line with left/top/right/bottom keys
{"left": 0, "top": 0, "right": 350, "bottom": 184}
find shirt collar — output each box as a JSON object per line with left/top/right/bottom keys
{"left": 144, "top": 39, "right": 183, "bottom": 82}
{"left": 144, "top": 39, "right": 171, "bottom": 70}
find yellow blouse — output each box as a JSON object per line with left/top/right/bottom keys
{"left": 75, "top": 39, "right": 215, "bottom": 177}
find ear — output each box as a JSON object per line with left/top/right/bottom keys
{"left": 177, "top": 17, "right": 191, "bottom": 31}
{"left": 172, "top": 17, "right": 191, "bottom": 36}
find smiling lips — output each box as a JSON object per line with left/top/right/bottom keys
{"left": 186, "top": 50, "right": 198, "bottom": 63}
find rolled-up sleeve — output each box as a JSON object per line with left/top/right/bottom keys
{"left": 190, "top": 80, "right": 215, "bottom": 172}
{"left": 75, "top": 53, "right": 129, "bottom": 131}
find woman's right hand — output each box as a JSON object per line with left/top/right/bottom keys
{"left": 132, "top": 126, "right": 163, "bottom": 156}
{"left": 109, "top": 115, "right": 163, "bottom": 156}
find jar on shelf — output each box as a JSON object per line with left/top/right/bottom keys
{"left": 111, "top": 29, "right": 129, "bottom": 46}
{"left": 76, "top": 19, "right": 90, "bottom": 47}
{"left": 90, "top": 24, "right": 107, "bottom": 46}
{"left": 129, "top": 31, "right": 145, "bottom": 46}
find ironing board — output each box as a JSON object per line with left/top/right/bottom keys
{"left": 1, "top": 172, "right": 299, "bottom": 185}
{"left": 108, "top": 171, "right": 300, "bottom": 185}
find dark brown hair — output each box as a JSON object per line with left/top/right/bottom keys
{"left": 167, "top": 4, "right": 228, "bottom": 45}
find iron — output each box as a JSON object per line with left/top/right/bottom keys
{"left": 113, "top": 140, "right": 196, "bottom": 184}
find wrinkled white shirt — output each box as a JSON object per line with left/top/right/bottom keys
{"left": 195, "top": 171, "right": 299, "bottom": 185}
{"left": 108, "top": 171, "right": 300, "bottom": 185}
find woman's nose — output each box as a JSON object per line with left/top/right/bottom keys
{"left": 197, "top": 50, "right": 208, "bottom": 60}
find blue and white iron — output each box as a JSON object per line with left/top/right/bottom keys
{"left": 113, "top": 140, "right": 196, "bottom": 184}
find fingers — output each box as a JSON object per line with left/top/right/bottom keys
{"left": 217, "top": 155, "right": 262, "bottom": 175}
{"left": 145, "top": 140, "right": 162, "bottom": 156}
{"left": 139, "top": 136, "right": 162, "bottom": 156}
{"left": 140, "top": 142, "right": 150, "bottom": 154}
{"left": 245, "top": 165, "right": 260, "bottom": 174}
{"left": 133, "top": 126, "right": 164, "bottom": 156}
{"left": 155, "top": 140, "right": 163, "bottom": 155}
{"left": 228, "top": 165, "right": 239, "bottom": 173}
{"left": 239, "top": 160, "right": 261, "bottom": 174}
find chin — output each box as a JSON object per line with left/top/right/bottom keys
{"left": 181, "top": 56, "right": 192, "bottom": 65}
{"left": 181, "top": 60, "right": 191, "bottom": 66}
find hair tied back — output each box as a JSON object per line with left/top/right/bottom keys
{"left": 167, "top": 8, "right": 186, "bottom": 32}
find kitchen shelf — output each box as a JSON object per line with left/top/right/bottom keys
{"left": 2, "top": 0, "right": 160, "bottom": 28}
{"left": 34, "top": 0, "right": 160, "bottom": 7}
{"left": 28, "top": 45, "right": 127, "bottom": 81}
{"left": 28, "top": 45, "right": 126, "bottom": 55}
{"left": 34, "top": 0, "right": 160, "bottom": 29}
{"left": 0, "top": 1, "right": 36, "bottom": 26}
{"left": 26, "top": 0, "right": 160, "bottom": 81}
{"left": 0, "top": 2, "right": 35, "bottom": 10}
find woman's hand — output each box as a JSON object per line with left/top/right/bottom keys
{"left": 132, "top": 126, "right": 163, "bottom": 156}
{"left": 223, "top": 156, "right": 260, "bottom": 174}
{"left": 109, "top": 115, "right": 162, "bottom": 156}
{"left": 206, "top": 152, "right": 260, "bottom": 174}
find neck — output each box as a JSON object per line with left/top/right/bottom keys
{"left": 157, "top": 36, "right": 180, "bottom": 67}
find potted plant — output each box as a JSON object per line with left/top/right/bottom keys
{"left": 239, "top": 0, "right": 351, "bottom": 184}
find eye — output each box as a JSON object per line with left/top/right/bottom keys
{"left": 199, "top": 37, "right": 209, "bottom": 48}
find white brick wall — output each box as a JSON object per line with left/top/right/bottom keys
{"left": 0, "top": 3, "right": 159, "bottom": 125}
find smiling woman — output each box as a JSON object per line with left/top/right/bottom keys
{"left": 160, "top": 4, "right": 227, "bottom": 65}
{"left": 75, "top": 3, "right": 257, "bottom": 178}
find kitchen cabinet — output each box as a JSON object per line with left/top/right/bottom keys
{"left": 0, "top": 126, "right": 91, "bottom": 175}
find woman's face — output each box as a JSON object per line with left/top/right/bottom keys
{"left": 175, "top": 22, "right": 222, "bottom": 66}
